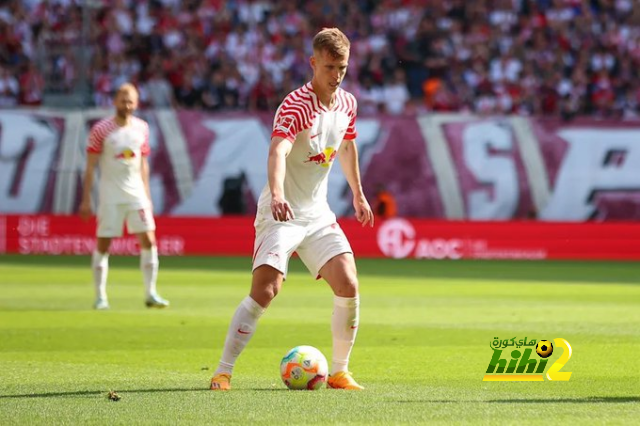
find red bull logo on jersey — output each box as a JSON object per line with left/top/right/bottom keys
{"left": 115, "top": 148, "right": 136, "bottom": 160}
{"left": 305, "top": 147, "right": 337, "bottom": 168}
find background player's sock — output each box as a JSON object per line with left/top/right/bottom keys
{"left": 331, "top": 295, "right": 359, "bottom": 374}
{"left": 215, "top": 296, "right": 265, "bottom": 375}
{"left": 92, "top": 250, "right": 109, "bottom": 300}
{"left": 140, "top": 246, "right": 159, "bottom": 298}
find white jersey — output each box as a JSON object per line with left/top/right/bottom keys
{"left": 87, "top": 116, "right": 151, "bottom": 206}
{"left": 258, "top": 82, "right": 358, "bottom": 220}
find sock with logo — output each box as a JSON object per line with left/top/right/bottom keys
{"left": 92, "top": 250, "right": 109, "bottom": 301}
{"left": 140, "top": 246, "right": 159, "bottom": 298}
{"left": 215, "top": 296, "right": 266, "bottom": 375}
{"left": 331, "top": 295, "right": 360, "bottom": 374}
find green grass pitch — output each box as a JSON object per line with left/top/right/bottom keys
{"left": 0, "top": 255, "right": 639, "bottom": 424}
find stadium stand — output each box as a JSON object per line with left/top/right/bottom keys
{"left": 1, "top": 0, "right": 639, "bottom": 118}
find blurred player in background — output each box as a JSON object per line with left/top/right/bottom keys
{"left": 79, "top": 83, "right": 169, "bottom": 310}
{"left": 210, "top": 28, "right": 374, "bottom": 391}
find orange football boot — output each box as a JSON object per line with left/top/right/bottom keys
{"left": 327, "top": 371, "right": 364, "bottom": 390}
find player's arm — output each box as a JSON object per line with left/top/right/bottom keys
{"left": 338, "top": 140, "right": 374, "bottom": 227}
{"left": 79, "top": 153, "right": 100, "bottom": 221}
{"left": 268, "top": 136, "right": 294, "bottom": 221}
{"left": 141, "top": 156, "right": 153, "bottom": 211}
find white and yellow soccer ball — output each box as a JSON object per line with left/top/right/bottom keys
{"left": 280, "top": 345, "right": 328, "bottom": 390}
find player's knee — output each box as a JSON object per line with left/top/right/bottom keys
{"left": 264, "top": 281, "right": 281, "bottom": 300}
{"left": 336, "top": 275, "right": 359, "bottom": 297}
{"left": 96, "top": 238, "right": 112, "bottom": 253}
{"left": 251, "top": 280, "right": 281, "bottom": 306}
{"left": 138, "top": 232, "right": 156, "bottom": 249}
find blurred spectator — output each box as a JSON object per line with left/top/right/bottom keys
{"left": 249, "top": 68, "right": 276, "bottom": 111}
{"left": 383, "top": 69, "right": 410, "bottom": 115}
{"left": 174, "top": 74, "right": 201, "bottom": 109}
{"left": 0, "top": 0, "right": 637, "bottom": 120}
{"left": 358, "top": 75, "right": 384, "bottom": 115}
{"left": 373, "top": 184, "right": 397, "bottom": 219}
{"left": 144, "top": 69, "right": 175, "bottom": 108}
{"left": 218, "top": 172, "right": 248, "bottom": 215}
{"left": 0, "top": 66, "right": 19, "bottom": 107}
{"left": 18, "top": 61, "right": 44, "bottom": 106}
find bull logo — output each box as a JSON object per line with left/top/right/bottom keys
{"left": 305, "top": 147, "right": 337, "bottom": 167}
{"left": 115, "top": 148, "right": 136, "bottom": 160}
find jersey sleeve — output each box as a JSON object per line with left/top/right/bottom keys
{"left": 272, "top": 101, "right": 303, "bottom": 142}
{"left": 344, "top": 96, "right": 358, "bottom": 140}
{"left": 140, "top": 121, "right": 150, "bottom": 157}
{"left": 87, "top": 122, "right": 106, "bottom": 153}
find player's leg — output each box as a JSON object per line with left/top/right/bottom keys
{"left": 211, "top": 219, "right": 303, "bottom": 390}
{"left": 297, "top": 223, "right": 363, "bottom": 390}
{"left": 92, "top": 237, "right": 112, "bottom": 310}
{"left": 135, "top": 230, "right": 168, "bottom": 308}
{"left": 93, "top": 203, "right": 126, "bottom": 310}
{"left": 127, "top": 206, "right": 168, "bottom": 308}
{"left": 211, "top": 266, "right": 282, "bottom": 390}
{"left": 318, "top": 253, "right": 364, "bottom": 390}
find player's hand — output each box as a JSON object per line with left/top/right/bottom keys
{"left": 353, "top": 195, "right": 374, "bottom": 227}
{"left": 79, "top": 199, "right": 92, "bottom": 222}
{"left": 271, "top": 195, "right": 295, "bottom": 222}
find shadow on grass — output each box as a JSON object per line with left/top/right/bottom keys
{"left": 2, "top": 254, "right": 638, "bottom": 284}
{"left": 395, "top": 396, "right": 640, "bottom": 404}
{"left": 0, "top": 388, "right": 205, "bottom": 399}
{"left": 0, "top": 387, "right": 292, "bottom": 399}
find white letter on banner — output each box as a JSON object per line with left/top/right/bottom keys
{"left": 0, "top": 113, "right": 58, "bottom": 212}
{"left": 540, "top": 129, "right": 640, "bottom": 221}
{"left": 463, "top": 122, "right": 519, "bottom": 219}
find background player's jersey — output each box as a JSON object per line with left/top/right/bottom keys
{"left": 257, "top": 82, "right": 357, "bottom": 220}
{"left": 87, "top": 116, "right": 150, "bottom": 206}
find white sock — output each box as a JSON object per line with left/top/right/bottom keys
{"left": 92, "top": 250, "right": 109, "bottom": 300}
{"left": 215, "top": 296, "right": 266, "bottom": 375}
{"left": 141, "top": 246, "right": 159, "bottom": 298}
{"left": 331, "top": 295, "right": 359, "bottom": 374}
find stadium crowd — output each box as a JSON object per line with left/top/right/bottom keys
{"left": 1, "top": 0, "right": 639, "bottom": 119}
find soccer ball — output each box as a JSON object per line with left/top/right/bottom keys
{"left": 280, "top": 345, "right": 328, "bottom": 390}
{"left": 536, "top": 340, "right": 554, "bottom": 358}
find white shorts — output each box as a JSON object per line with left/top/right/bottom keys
{"left": 252, "top": 212, "right": 352, "bottom": 279}
{"left": 97, "top": 203, "right": 156, "bottom": 238}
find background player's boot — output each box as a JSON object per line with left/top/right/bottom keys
{"left": 145, "top": 294, "right": 169, "bottom": 308}
{"left": 327, "top": 372, "right": 364, "bottom": 390}
{"left": 210, "top": 373, "right": 231, "bottom": 390}
{"left": 94, "top": 298, "right": 110, "bottom": 310}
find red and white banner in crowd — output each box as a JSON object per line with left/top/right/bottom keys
{"left": 1, "top": 110, "right": 640, "bottom": 221}
{"left": 2, "top": 215, "right": 639, "bottom": 261}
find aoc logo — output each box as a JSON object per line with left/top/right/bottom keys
{"left": 376, "top": 218, "right": 463, "bottom": 259}
{"left": 483, "top": 337, "right": 573, "bottom": 381}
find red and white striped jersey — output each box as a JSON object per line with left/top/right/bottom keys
{"left": 258, "top": 82, "right": 358, "bottom": 220}
{"left": 86, "top": 116, "right": 151, "bottom": 206}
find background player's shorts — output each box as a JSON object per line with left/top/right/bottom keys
{"left": 97, "top": 203, "right": 156, "bottom": 237}
{"left": 252, "top": 211, "right": 352, "bottom": 279}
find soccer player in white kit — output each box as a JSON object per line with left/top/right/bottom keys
{"left": 210, "top": 28, "right": 374, "bottom": 391}
{"left": 79, "top": 83, "right": 169, "bottom": 310}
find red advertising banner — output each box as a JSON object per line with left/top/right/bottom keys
{"left": 1, "top": 215, "right": 638, "bottom": 261}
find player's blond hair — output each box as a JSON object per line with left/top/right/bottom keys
{"left": 312, "top": 28, "right": 350, "bottom": 58}
{"left": 115, "top": 83, "right": 139, "bottom": 99}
